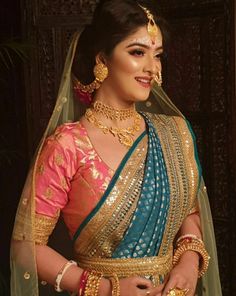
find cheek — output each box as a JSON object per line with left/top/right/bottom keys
{"left": 111, "top": 55, "right": 141, "bottom": 75}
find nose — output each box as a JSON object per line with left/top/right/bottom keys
{"left": 144, "top": 55, "right": 161, "bottom": 76}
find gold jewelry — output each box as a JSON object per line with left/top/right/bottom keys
{"left": 110, "top": 274, "right": 120, "bottom": 296}
{"left": 74, "top": 62, "right": 108, "bottom": 94}
{"left": 167, "top": 287, "right": 190, "bottom": 296}
{"left": 84, "top": 271, "right": 103, "bottom": 296}
{"left": 154, "top": 71, "right": 162, "bottom": 86}
{"left": 85, "top": 108, "right": 142, "bottom": 148}
{"left": 173, "top": 239, "right": 210, "bottom": 278}
{"left": 176, "top": 234, "right": 204, "bottom": 246}
{"left": 93, "top": 101, "right": 136, "bottom": 121}
{"left": 138, "top": 5, "right": 158, "bottom": 43}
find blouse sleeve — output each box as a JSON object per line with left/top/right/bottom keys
{"left": 34, "top": 126, "right": 78, "bottom": 245}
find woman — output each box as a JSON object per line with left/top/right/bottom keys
{"left": 11, "top": 0, "right": 222, "bottom": 295}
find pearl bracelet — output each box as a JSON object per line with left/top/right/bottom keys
{"left": 55, "top": 260, "right": 77, "bottom": 292}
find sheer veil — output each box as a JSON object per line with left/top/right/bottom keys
{"left": 10, "top": 31, "right": 222, "bottom": 296}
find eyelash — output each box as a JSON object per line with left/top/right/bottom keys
{"left": 129, "top": 49, "right": 163, "bottom": 59}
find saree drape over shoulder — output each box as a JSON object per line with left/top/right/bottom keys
{"left": 10, "top": 32, "right": 222, "bottom": 296}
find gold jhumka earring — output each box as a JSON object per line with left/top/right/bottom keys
{"left": 74, "top": 62, "right": 108, "bottom": 94}
{"left": 138, "top": 4, "right": 159, "bottom": 44}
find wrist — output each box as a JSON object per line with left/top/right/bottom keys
{"left": 99, "top": 277, "right": 112, "bottom": 296}
{"left": 179, "top": 250, "right": 200, "bottom": 268}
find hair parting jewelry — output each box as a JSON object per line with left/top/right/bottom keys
{"left": 138, "top": 4, "right": 158, "bottom": 43}
{"left": 173, "top": 239, "right": 210, "bottom": 278}
{"left": 54, "top": 260, "right": 77, "bottom": 292}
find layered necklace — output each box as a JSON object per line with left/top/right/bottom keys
{"left": 85, "top": 101, "right": 142, "bottom": 148}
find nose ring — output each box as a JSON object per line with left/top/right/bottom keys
{"left": 154, "top": 71, "right": 162, "bottom": 86}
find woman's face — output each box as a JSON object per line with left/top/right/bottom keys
{"left": 100, "top": 25, "right": 163, "bottom": 104}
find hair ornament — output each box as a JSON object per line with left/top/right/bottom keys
{"left": 138, "top": 4, "right": 158, "bottom": 43}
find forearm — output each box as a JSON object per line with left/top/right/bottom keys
{"left": 35, "top": 244, "right": 80, "bottom": 292}
{"left": 35, "top": 244, "right": 111, "bottom": 294}
{"left": 179, "top": 212, "right": 201, "bottom": 238}
{"left": 177, "top": 212, "right": 202, "bottom": 267}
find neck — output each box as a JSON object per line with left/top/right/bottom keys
{"left": 94, "top": 87, "right": 136, "bottom": 110}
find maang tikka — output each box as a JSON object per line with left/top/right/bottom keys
{"left": 138, "top": 4, "right": 159, "bottom": 44}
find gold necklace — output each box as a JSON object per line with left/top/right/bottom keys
{"left": 92, "top": 100, "right": 136, "bottom": 121}
{"left": 85, "top": 108, "right": 142, "bottom": 148}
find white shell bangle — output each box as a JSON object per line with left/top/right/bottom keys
{"left": 55, "top": 260, "right": 77, "bottom": 292}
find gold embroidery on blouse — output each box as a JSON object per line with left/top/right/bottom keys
{"left": 34, "top": 213, "right": 59, "bottom": 245}
{"left": 44, "top": 187, "right": 53, "bottom": 199}
{"left": 61, "top": 176, "right": 68, "bottom": 190}
{"left": 54, "top": 153, "right": 64, "bottom": 166}
{"left": 37, "top": 164, "right": 45, "bottom": 175}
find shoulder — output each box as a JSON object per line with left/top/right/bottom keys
{"left": 142, "top": 112, "right": 187, "bottom": 129}
{"left": 143, "top": 112, "right": 194, "bottom": 142}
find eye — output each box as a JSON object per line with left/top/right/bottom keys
{"left": 129, "top": 49, "right": 145, "bottom": 57}
{"left": 155, "top": 52, "right": 163, "bottom": 60}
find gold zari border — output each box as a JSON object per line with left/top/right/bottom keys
{"left": 77, "top": 248, "right": 172, "bottom": 286}
{"left": 74, "top": 135, "right": 148, "bottom": 258}
{"left": 147, "top": 114, "right": 199, "bottom": 256}
{"left": 34, "top": 213, "right": 59, "bottom": 245}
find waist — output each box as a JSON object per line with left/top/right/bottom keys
{"left": 76, "top": 249, "right": 173, "bottom": 286}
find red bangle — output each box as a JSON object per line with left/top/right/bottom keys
{"left": 78, "top": 270, "right": 89, "bottom": 296}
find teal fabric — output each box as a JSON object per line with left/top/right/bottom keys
{"left": 73, "top": 130, "right": 147, "bottom": 243}
{"left": 112, "top": 114, "right": 170, "bottom": 258}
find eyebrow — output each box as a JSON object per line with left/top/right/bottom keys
{"left": 126, "top": 42, "right": 163, "bottom": 51}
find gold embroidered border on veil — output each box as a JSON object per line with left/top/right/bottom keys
{"left": 10, "top": 30, "right": 222, "bottom": 296}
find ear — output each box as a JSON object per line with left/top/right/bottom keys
{"left": 95, "top": 52, "right": 107, "bottom": 65}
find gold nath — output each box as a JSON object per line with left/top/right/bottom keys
{"left": 93, "top": 100, "right": 136, "bottom": 121}
{"left": 138, "top": 4, "right": 158, "bottom": 43}
{"left": 85, "top": 108, "right": 142, "bottom": 148}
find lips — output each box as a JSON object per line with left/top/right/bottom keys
{"left": 135, "top": 77, "right": 152, "bottom": 88}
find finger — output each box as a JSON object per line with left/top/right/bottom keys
{"left": 134, "top": 277, "right": 153, "bottom": 289}
{"left": 162, "top": 279, "right": 178, "bottom": 296}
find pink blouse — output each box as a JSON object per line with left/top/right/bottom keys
{"left": 35, "top": 122, "right": 113, "bottom": 239}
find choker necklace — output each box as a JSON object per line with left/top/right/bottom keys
{"left": 85, "top": 107, "right": 142, "bottom": 148}
{"left": 92, "top": 100, "right": 136, "bottom": 121}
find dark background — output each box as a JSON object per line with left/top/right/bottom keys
{"left": 0, "top": 0, "right": 235, "bottom": 295}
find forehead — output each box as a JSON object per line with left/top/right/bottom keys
{"left": 122, "top": 25, "right": 163, "bottom": 48}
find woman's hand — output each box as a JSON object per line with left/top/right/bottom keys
{"left": 119, "top": 277, "right": 154, "bottom": 296}
{"left": 161, "top": 251, "right": 199, "bottom": 296}
{"left": 100, "top": 276, "right": 154, "bottom": 296}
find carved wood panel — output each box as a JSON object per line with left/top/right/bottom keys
{"left": 21, "top": 0, "right": 235, "bottom": 295}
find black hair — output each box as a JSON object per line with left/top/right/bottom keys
{"left": 72, "top": 0, "right": 168, "bottom": 84}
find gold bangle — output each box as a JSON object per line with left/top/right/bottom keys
{"left": 173, "top": 240, "right": 210, "bottom": 278}
{"left": 84, "top": 271, "right": 103, "bottom": 296}
{"left": 110, "top": 274, "right": 120, "bottom": 296}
